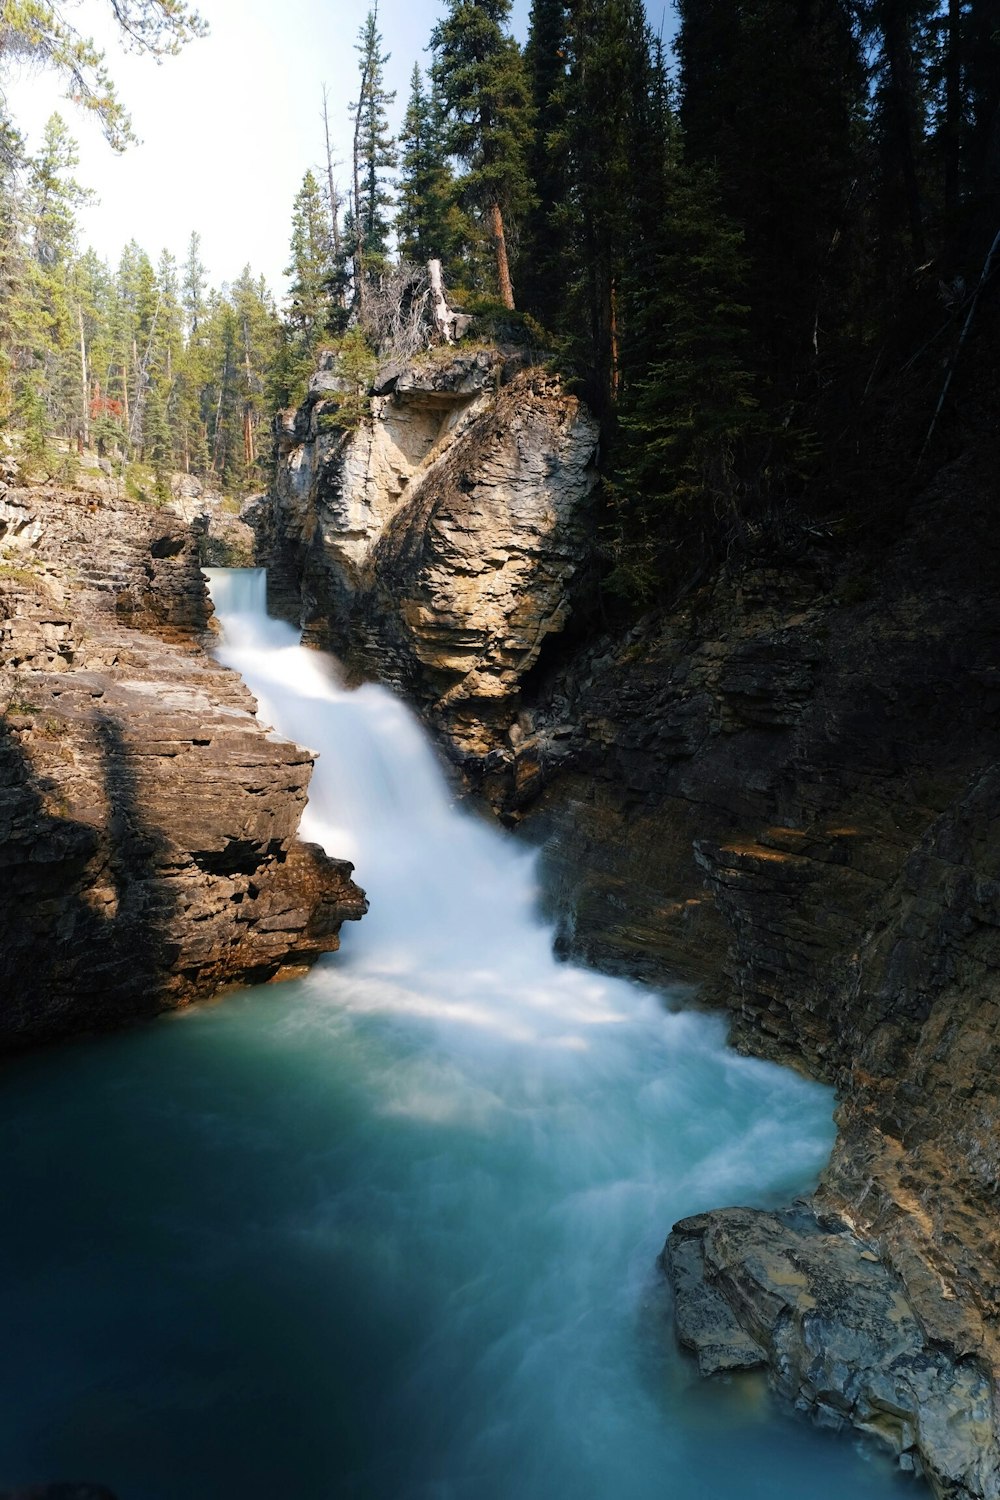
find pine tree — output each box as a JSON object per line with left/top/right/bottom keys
{"left": 0, "top": 111, "right": 28, "bottom": 424}
{"left": 431, "top": 0, "right": 533, "bottom": 309}
{"left": 1, "top": 0, "right": 206, "bottom": 150}
{"left": 284, "top": 170, "right": 335, "bottom": 396}
{"left": 558, "top": 0, "right": 657, "bottom": 409}
{"left": 676, "top": 0, "right": 865, "bottom": 388}
{"left": 521, "top": 0, "right": 571, "bottom": 326}
{"left": 16, "top": 114, "right": 92, "bottom": 446}
{"left": 182, "top": 230, "right": 208, "bottom": 338}
{"left": 351, "top": 7, "right": 397, "bottom": 312}
{"left": 396, "top": 65, "right": 464, "bottom": 269}
{"left": 230, "top": 265, "right": 281, "bottom": 487}
{"left": 614, "top": 163, "right": 757, "bottom": 598}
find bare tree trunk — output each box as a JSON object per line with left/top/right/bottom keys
{"left": 488, "top": 200, "right": 515, "bottom": 310}
{"left": 322, "top": 85, "right": 344, "bottom": 302}
{"left": 212, "top": 371, "right": 226, "bottom": 474}
{"left": 609, "top": 278, "right": 620, "bottom": 400}
{"left": 121, "top": 351, "right": 129, "bottom": 435}
{"left": 352, "top": 62, "right": 371, "bottom": 325}
{"left": 77, "top": 304, "right": 90, "bottom": 449}
{"left": 428, "top": 259, "right": 455, "bottom": 343}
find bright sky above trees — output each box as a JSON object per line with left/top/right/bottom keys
{"left": 3, "top": 0, "right": 538, "bottom": 292}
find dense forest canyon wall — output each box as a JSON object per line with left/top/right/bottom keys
{"left": 0, "top": 471, "right": 365, "bottom": 1048}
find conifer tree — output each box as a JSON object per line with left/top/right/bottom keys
{"left": 285, "top": 170, "right": 334, "bottom": 393}
{"left": 522, "top": 0, "right": 571, "bottom": 326}
{"left": 675, "top": 0, "right": 865, "bottom": 386}
{"left": 558, "top": 0, "right": 656, "bottom": 409}
{"left": 182, "top": 231, "right": 208, "bottom": 338}
{"left": 351, "top": 7, "right": 397, "bottom": 312}
{"left": 18, "top": 114, "right": 91, "bottom": 444}
{"left": 614, "top": 163, "right": 757, "bottom": 597}
{"left": 431, "top": 0, "right": 533, "bottom": 309}
{"left": 1, "top": 0, "right": 207, "bottom": 151}
{"left": 396, "top": 65, "right": 463, "bottom": 270}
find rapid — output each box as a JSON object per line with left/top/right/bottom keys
{"left": 0, "top": 568, "right": 909, "bottom": 1499}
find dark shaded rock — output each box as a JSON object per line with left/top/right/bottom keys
{"left": 0, "top": 484, "right": 366, "bottom": 1049}
{"left": 0, "top": 1488, "right": 118, "bottom": 1499}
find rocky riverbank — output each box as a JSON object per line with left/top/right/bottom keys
{"left": 0, "top": 481, "right": 366, "bottom": 1049}
{"left": 262, "top": 341, "right": 1000, "bottom": 1497}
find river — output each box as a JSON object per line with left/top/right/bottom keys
{"left": 0, "top": 569, "right": 910, "bottom": 1499}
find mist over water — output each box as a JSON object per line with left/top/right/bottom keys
{"left": 0, "top": 569, "right": 910, "bottom": 1499}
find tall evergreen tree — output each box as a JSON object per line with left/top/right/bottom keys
{"left": 521, "top": 0, "right": 571, "bottom": 326}
{"left": 614, "top": 163, "right": 757, "bottom": 598}
{"left": 431, "top": 0, "right": 533, "bottom": 309}
{"left": 558, "top": 0, "right": 657, "bottom": 409}
{"left": 397, "top": 65, "right": 464, "bottom": 271}
{"left": 676, "top": 0, "right": 865, "bottom": 390}
{"left": 351, "top": 6, "right": 397, "bottom": 312}
{"left": 283, "top": 171, "right": 335, "bottom": 399}
{"left": 182, "top": 230, "right": 208, "bottom": 338}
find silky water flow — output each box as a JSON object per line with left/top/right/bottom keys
{"left": 0, "top": 568, "right": 914, "bottom": 1499}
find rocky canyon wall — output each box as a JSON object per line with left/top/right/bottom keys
{"left": 0, "top": 481, "right": 366, "bottom": 1048}
{"left": 265, "top": 346, "right": 1000, "bottom": 1498}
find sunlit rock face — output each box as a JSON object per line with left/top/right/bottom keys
{"left": 259, "top": 351, "right": 600, "bottom": 763}
{"left": 0, "top": 485, "right": 366, "bottom": 1048}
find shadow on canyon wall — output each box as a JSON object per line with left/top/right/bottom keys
{"left": 0, "top": 711, "right": 177, "bottom": 1048}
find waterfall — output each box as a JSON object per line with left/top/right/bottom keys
{"left": 0, "top": 569, "right": 905, "bottom": 1500}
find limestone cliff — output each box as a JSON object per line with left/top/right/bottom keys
{"left": 254, "top": 348, "right": 600, "bottom": 761}
{"left": 264, "top": 345, "right": 1000, "bottom": 1497}
{"left": 0, "top": 482, "right": 366, "bottom": 1048}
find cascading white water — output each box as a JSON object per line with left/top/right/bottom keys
{"left": 0, "top": 569, "right": 908, "bottom": 1500}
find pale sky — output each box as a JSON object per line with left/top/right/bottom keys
{"left": 3, "top": 0, "right": 536, "bottom": 297}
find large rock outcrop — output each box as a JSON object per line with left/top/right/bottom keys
{"left": 517, "top": 455, "right": 1000, "bottom": 1495}
{"left": 255, "top": 348, "right": 600, "bottom": 760}
{"left": 0, "top": 482, "right": 366, "bottom": 1048}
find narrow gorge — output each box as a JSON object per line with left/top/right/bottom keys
{"left": 244, "top": 340, "right": 1000, "bottom": 1498}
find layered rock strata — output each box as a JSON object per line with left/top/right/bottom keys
{"left": 254, "top": 348, "right": 600, "bottom": 759}
{"left": 517, "top": 460, "right": 1000, "bottom": 1495}
{"left": 0, "top": 483, "right": 366, "bottom": 1048}
{"left": 265, "top": 344, "right": 1000, "bottom": 1495}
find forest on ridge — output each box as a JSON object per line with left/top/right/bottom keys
{"left": 1, "top": 0, "right": 998, "bottom": 595}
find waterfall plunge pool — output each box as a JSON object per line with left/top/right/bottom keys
{"left": 0, "top": 569, "right": 913, "bottom": 1499}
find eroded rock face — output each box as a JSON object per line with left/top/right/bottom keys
{"left": 258, "top": 351, "right": 600, "bottom": 759}
{"left": 0, "top": 484, "right": 366, "bottom": 1048}
{"left": 666, "top": 1209, "right": 999, "bottom": 1498}
{"left": 513, "top": 456, "right": 1000, "bottom": 1491}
